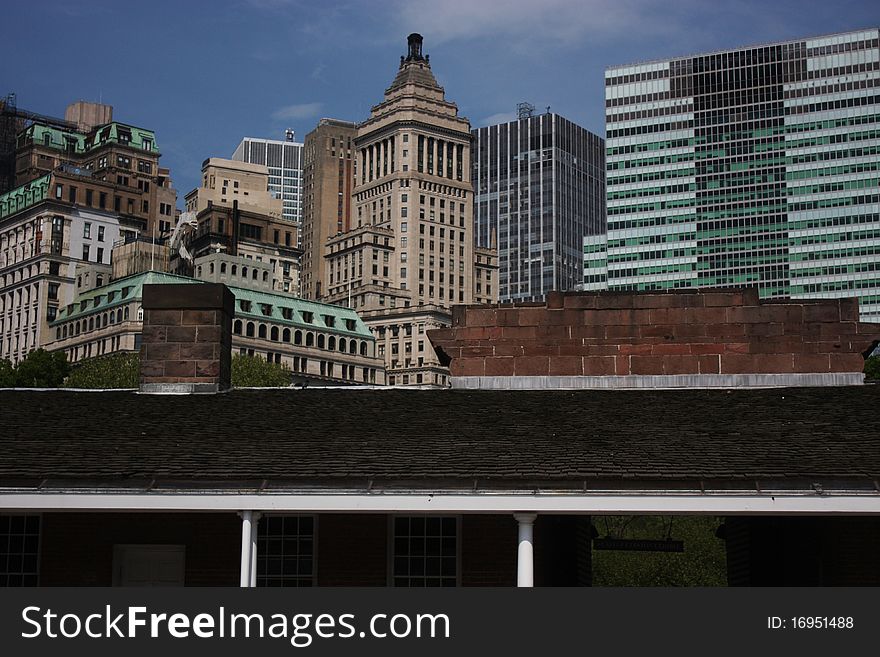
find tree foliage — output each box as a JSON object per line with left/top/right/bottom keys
{"left": 10, "top": 349, "right": 70, "bottom": 388}
{"left": 591, "top": 515, "right": 727, "bottom": 587}
{"left": 232, "top": 354, "right": 291, "bottom": 388}
{"left": 865, "top": 356, "right": 880, "bottom": 381}
{"left": 65, "top": 352, "right": 140, "bottom": 389}
{"left": 0, "top": 359, "right": 15, "bottom": 388}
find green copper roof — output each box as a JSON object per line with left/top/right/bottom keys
{"left": 53, "top": 271, "right": 199, "bottom": 323}
{"left": 52, "top": 272, "right": 374, "bottom": 339}
{"left": 22, "top": 121, "right": 159, "bottom": 155}
{"left": 0, "top": 175, "right": 50, "bottom": 220}
{"left": 228, "top": 286, "right": 373, "bottom": 338}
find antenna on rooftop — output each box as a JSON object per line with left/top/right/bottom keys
{"left": 517, "top": 102, "right": 535, "bottom": 119}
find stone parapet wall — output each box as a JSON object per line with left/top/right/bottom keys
{"left": 428, "top": 289, "right": 878, "bottom": 383}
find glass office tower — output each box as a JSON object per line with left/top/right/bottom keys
{"left": 473, "top": 111, "right": 605, "bottom": 302}
{"left": 232, "top": 132, "right": 304, "bottom": 237}
{"left": 595, "top": 28, "right": 880, "bottom": 321}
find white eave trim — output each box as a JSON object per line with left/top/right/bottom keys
{"left": 2, "top": 491, "right": 880, "bottom": 515}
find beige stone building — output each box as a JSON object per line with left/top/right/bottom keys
{"left": 45, "top": 271, "right": 385, "bottom": 385}
{"left": 184, "top": 157, "right": 283, "bottom": 221}
{"left": 301, "top": 119, "right": 357, "bottom": 301}
{"left": 184, "top": 158, "right": 300, "bottom": 294}
{"left": 320, "top": 33, "right": 498, "bottom": 386}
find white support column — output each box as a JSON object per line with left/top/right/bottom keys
{"left": 514, "top": 512, "right": 537, "bottom": 587}
{"left": 250, "top": 512, "right": 261, "bottom": 587}
{"left": 239, "top": 510, "right": 253, "bottom": 587}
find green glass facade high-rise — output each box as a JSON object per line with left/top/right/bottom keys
{"left": 588, "top": 28, "right": 880, "bottom": 321}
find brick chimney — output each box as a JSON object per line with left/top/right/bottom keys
{"left": 139, "top": 283, "right": 234, "bottom": 393}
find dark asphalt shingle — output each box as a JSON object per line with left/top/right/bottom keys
{"left": 0, "top": 387, "right": 878, "bottom": 488}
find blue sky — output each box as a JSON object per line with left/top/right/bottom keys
{"left": 2, "top": 0, "right": 878, "bottom": 200}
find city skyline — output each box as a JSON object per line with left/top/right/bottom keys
{"left": 2, "top": 1, "right": 878, "bottom": 198}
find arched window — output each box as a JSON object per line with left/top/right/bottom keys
{"left": 252, "top": 269, "right": 258, "bottom": 280}
{"left": 242, "top": 266, "right": 248, "bottom": 278}
{"left": 62, "top": 324, "right": 68, "bottom": 338}
{"left": 305, "top": 332, "right": 314, "bottom": 347}
{"left": 197, "top": 266, "right": 203, "bottom": 276}
{"left": 294, "top": 330, "right": 302, "bottom": 345}
{"left": 339, "top": 338, "right": 347, "bottom": 353}
{"left": 262, "top": 271, "right": 268, "bottom": 282}
{"left": 282, "top": 328, "right": 291, "bottom": 342}
{"left": 349, "top": 340, "right": 357, "bottom": 355}
{"left": 232, "top": 265, "right": 238, "bottom": 276}
{"left": 137, "top": 306, "right": 143, "bottom": 321}
{"left": 360, "top": 341, "right": 367, "bottom": 356}
{"left": 328, "top": 336, "right": 336, "bottom": 350}
{"left": 209, "top": 262, "right": 215, "bottom": 274}
{"left": 220, "top": 262, "right": 227, "bottom": 274}
{"left": 88, "top": 317, "right": 94, "bottom": 331}
{"left": 102, "top": 313, "right": 108, "bottom": 327}
{"left": 317, "top": 334, "right": 325, "bottom": 349}
{"left": 56, "top": 328, "right": 61, "bottom": 340}
{"left": 246, "top": 322, "right": 255, "bottom": 337}
{"left": 258, "top": 324, "right": 267, "bottom": 339}
{"left": 270, "top": 326, "right": 279, "bottom": 341}
{"left": 123, "top": 307, "right": 130, "bottom": 320}
{"left": 233, "top": 320, "right": 243, "bottom": 335}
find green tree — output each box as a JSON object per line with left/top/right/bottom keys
{"left": 232, "top": 354, "right": 291, "bottom": 387}
{"left": 865, "top": 356, "right": 880, "bottom": 382}
{"left": 591, "top": 516, "right": 727, "bottom": 587}
{"left": 65, "top": 352, "right": 140, "bottom": 389}
{"left": 13, "top": 349, "right": 70, "bottom": 388}
{"left": 0, "top": 359, "right": 15, "bottom": 388}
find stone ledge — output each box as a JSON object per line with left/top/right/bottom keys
{"left": 138, "top": 382, "right": 225, "bottom": 395}
{"left": 451, "top": 373, "right": 865, "bottom": 390}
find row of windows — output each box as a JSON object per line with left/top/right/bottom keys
{"left": 233, "top": 321, "right": 370, "bottom": 356}
{"left": 0, "top": 514, "right": 459, "bottom": 588}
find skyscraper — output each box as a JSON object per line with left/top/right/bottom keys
{"left": 232, "top": 132, "right": 304, "bottom": 233}
{"left": 301, "top": 118, "right": 357, "bottom": 300}
{"left": 592, "top": 27, "right": 880, "bottom": 322}
{"left": 321, "top": 33, "right": 497, "bottom": 386}
{"left": 473, "top": 106, "right": 605, "bottom": 301}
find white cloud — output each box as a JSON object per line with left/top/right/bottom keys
{"left": 480, "top": 112, "right": 518, "bottom": 126}
{"left": 271, "top": 102, "right": 324, "bottom": 121}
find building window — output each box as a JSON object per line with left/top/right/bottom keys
{"left": 97, "top": 226, "right": 105, "bottom": 242}
{"left": 83, "top": 222, "right": 91, "bottom": 239}
{"left": 81, "top": 245, "right": 90, "bottom": 261}
{"left": 392, "top": 516, "right": 457, "bottom": 587}
{"left": 0, "top": 515, "right": 40, "bottom": 586}
{"left": 97, "top": 247, "right": 104, "bottom": 262}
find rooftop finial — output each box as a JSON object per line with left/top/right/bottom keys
{"left": 406, "top": 33, "right": 424, "bottom": 62}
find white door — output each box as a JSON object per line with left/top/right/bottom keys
{"left": 113, "top": 545, "right": 186, "bottom": 586}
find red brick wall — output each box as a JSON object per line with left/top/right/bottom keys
{"left": 429, "top": 290, "right": 878, "bottom": 377}
{"left": 37, "top": 512, "right": 584, "bottom": 586}
{"left": 40, "top": 512, "right": 240, "bottom": 586}
{"left": 317, "top": 514, "right": 388, "bottom": 586}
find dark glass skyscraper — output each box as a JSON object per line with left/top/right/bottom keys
{"left": 593, "top": 28, "right": 880, "bottom": 321}
{"left": 473, "top": 111, "right": 605, "bottom": 302}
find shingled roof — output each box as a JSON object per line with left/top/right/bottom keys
{"left": 1, "top": 387, "right": 879, "bottom": 492}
